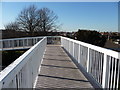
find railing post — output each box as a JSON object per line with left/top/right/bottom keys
{"left": 27, "top": 39, "right": 29, "bottom": 46}
{"left": 0, "top": 40, "right": 3, "bottom": 49}
{"left": 67, "top": 40, "right": 69, "bottom": 51}
{"left": 102, "top": 54, "right": 107, "bottom": 88}
{"left": 12, "top": 40, "right": 14, "bottom": 49}
{"left": 23, "top": 39, "right": 25, "bottom": 48}
{"left": 68, "top": 41, "right": 70, "bottom": 53}
{"left": 87, "top": 48, "right": 90, "bottom": 72}
{"left": 8, "top": 40, "right": 10, "bottom": 48}
{"left": 33, "top": 38, "right": 35, "bottom": 45}
{"left": 116, "top": 59, "right": 120, "bottom": 89}
{"left": 35, "top": 38, "right": 37, "bottom": 44}
{"left": 17, "top": 40, "right": 19, "bottom": 47}
{"left": 60, "top": 37, "right": 62, "bottom": 46}
{"left": 78, "top": 44, "right": 80, "bottom": 63}
{"left": 73, "top": 42, "right": 74, "bottom": 57}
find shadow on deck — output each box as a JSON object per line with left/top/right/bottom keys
{"left": 35, "top": 45, "right": 94, "bottom": 89}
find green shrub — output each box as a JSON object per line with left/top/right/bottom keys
{"left": 2, "top": 50, "right": 26, "bottom": 69}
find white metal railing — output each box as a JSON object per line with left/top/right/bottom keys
{"left": 0, "top": 36, "right": 61, "bottom": 51}
{"left": 0, "top": 36, "right": 61, "bottom": 89}
{"left": 46, "top": 36, "right": 61, "bottom": 45}
{"left": 0, "top": 37, "right": 47, "bottom": 89}
{"left": 0, "top": 36, "right": 119, "bottom": 89}
{"left": 61, "top": 37, "right": 120, "bottom": 89}
{"left": 0, "top": 37, "right": 43, "bottom": 51}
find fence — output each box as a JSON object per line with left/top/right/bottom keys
{"left": 61, "top": 36, "right": 120, "bottom": 89}
{"left": 0, "top": 36, "right": 61, "bottom": 51}
{"left": 46, "top": 36, "right": 61, "bottom": 45}
{"left": 0, "top": 36, "right": 119, "bottom": 89}
{"left": 0, "top": 37, "right": 43, "bottom": 51}
{"left": 0, "top": 36, "right": 61, "bottom": 89}
{"left": 0, "top": 37, "right": 47, "bottom": 89}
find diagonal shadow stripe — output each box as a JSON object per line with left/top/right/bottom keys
{"left": 38, "top": 74, "right": 89, "bottom": 82}
{"left": 41, "top": 64, "right": 78, "bottom": 69}
{"left": 44, "top": 54, "right": 68, "bottom": 57}
{"left": 43, "top": 58, "right": 71, "bottom": 62}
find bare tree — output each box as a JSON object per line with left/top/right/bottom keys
{"left": 17, "top": 5, "right": 39, "bottom": 36}
{"left": 10, "top": 5, "right": 59, "bottom": 36}
{"left": 37, "top": 7, "right": 58, "bottom": 33}
{"left": 5, "top": 22, "right": 19, "bottom": 31}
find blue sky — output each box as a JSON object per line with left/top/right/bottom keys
{"left": 1, "top": 2, "right": 118, "bottom": 32}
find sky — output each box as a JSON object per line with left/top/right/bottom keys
{"left": 0, "top": 2, "right": 118, "bottom": 32}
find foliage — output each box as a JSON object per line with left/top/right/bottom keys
{"left": 75, "top": 29, "right": 107, "bottom": 47}
{"left": 2, "top": 50, "right": 26, "bottom": 69}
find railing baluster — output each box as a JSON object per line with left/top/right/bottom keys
{"left": 0, "top": 37, "right": 46, "bottom": 89}
{"left": 78, "top": 44, "right": 80, "bottom": 63}
{"left": 73, "top": 42, "right": 74, "bottom": 57}
{"left": 17, "top": 40, "right": 19, "bottom": 47}
{"left": 116, "top": 59, "right": 120, "bottom": 89}
{"left": 61, "top": 36, "right": 120, "bottom": 89}
{"left": 87, "top": 48, "right": 90, "bottom": 72}
{"left": 113, "top": 58, "right": 117, "bottom": 88}
{"left": 8, "top": 40, "right": 10, "bottom": 48}
{"left": 23, "top": 39, "right": 24, "bottom": 48}
{"left": 102, "top": 54, "right": 107, "bottom": 88}
{"left": 0, "top": 36, "right": 119, "bottom": 89}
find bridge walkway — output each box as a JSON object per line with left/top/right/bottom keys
{"left": 35, "top": 45, "right": 94, "bottom": 88}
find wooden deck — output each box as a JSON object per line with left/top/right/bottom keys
{"left": 35, "top": 45, "right": 94, "bottom": 89}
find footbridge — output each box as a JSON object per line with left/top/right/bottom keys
{"left": 0, "top": 36, "right": 119, "bottom": 89}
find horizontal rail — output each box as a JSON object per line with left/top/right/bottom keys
{"left": 0, "top": 37, "right": 43, "bottom": 51}
{"left": 0, "top": 36, "right": 61, "bottom": 51}
{"left": 0, "top": 36, "right": 60, "bottom": 88}
{"left": 0, "top": 36, "right": 61, "bottom": 41}
{"left": 0, "top": 37, "right": 47, "bottom": 89}
{"left": 61, "top": 36, "right": 120, "bottom": 89}
{"left": 61, "top": 37, "right": 119, "bottom": 59}
{"left": 1, "top": 36, "right": 119, "bottom": 89}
